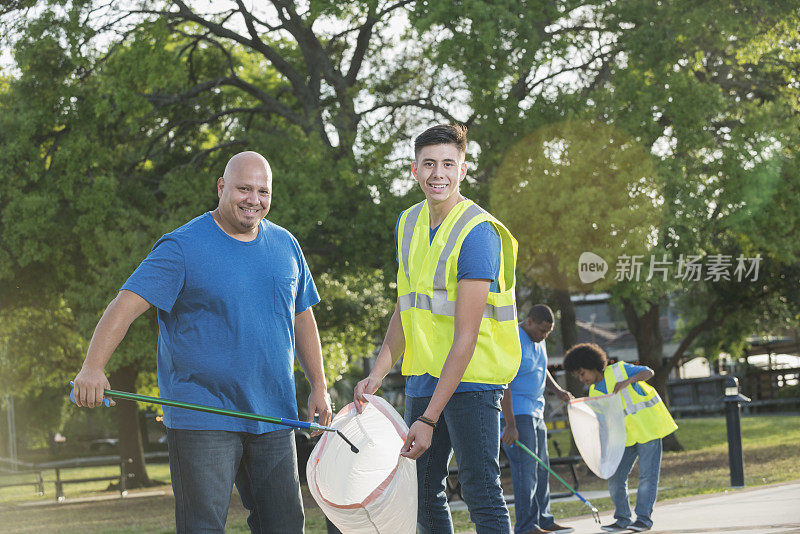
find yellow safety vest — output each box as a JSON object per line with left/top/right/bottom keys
{"left": 396, "top": 199, "right": 522, "bottom": 384}
{"left": 590, "top": 362, "right": 678, "bottom": 446}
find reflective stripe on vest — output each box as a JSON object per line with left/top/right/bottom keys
{"left": 400, "top": 202, "right": 424, "bottom": 282}
{"left": 593, "top": 362, "right": 678, "bottom": 445}
{"left": 611, "top": 364, "right": 663, "bottom": 416}
{"left": 399, "top": 203, "right": 516, "bottom": 321}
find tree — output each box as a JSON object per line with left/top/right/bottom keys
{"left": 596, "top": 0, "right": 800, "bottom": 414}
{"left": 0, "top": 0, "right": 430, "bottom": 480}
{"left": 490, "top": 119, "right": 661, "bottom": 395}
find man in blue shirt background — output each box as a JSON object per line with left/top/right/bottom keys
{"left": 73, "top": 151, "right": 331, "bottom": 533}
{"left": 501, "top": 304, "right": 574, "bottom": 534}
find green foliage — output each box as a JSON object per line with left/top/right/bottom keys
{"left": 311, "top": 269, "right": 393, "bottom": 386}
{"left": 2, "top": 0, "right": 800, "bottom": 451}
{"left": 491, "top": 119, "right": 662, "bottom": 292}
{"left": 601, "top": 0, "right": 800, "bottom": 355}
{"left": 0, "top": 302, "right": 84, "bottom": 396}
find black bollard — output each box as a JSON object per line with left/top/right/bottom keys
{"left": 723, "top": 375, "right": 750, "bottom": 488}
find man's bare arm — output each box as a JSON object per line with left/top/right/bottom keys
{"left": 545, "top": 369, "right": 573, "bottom": 402}
{"left": 353, "top": 301, "right": 405, "bottom": 411}
{"left": 295, "top": 307, "right": 332, "bottom": 428}
{"left": 73, "top": 290, "right": 152, "bottom": 408}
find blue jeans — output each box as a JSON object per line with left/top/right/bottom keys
{"left": 405, "top": 390, "right": 511, "bottom": 534}
{"left": 501, "top": 415, "right": 555, "bottom": 533}
{"left": 608, "top": 438, "right": 662, "bottom": 529}
{"left": 167, "top": 428, "right": 304, "bottom": 533}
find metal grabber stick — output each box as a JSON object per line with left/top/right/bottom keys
{"left": 68, "top": 382, "right": 359, "bottom": 453}
{"left": 513, "top": 439, "right": 600, "bottom": 523}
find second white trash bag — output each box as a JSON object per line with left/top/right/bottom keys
{"left": 306, "top": 394, "right": 417, "bottom": 534}
{"left": 567, "top": 393, "right": 627, "bottom": 479}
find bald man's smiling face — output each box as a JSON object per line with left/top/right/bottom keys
{"left": 215, "top": 153, "right": 272, "bottom": 239}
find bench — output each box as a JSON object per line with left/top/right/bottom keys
{"left": 0, "top": 469, "right": 45, "bottom": 496}
{"left": 37, "top": 456, "right": 134, "bottom": 502}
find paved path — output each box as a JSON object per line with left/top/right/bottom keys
{"left": 460, "top": 481, "right": 800, "bottom": 533}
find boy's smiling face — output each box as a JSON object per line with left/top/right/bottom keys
{"left": 573, "top": 367, "right": 604, "bottom": 386}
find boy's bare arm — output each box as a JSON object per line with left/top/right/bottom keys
{"left": 613, "top": 367, "right": 655, "bottom": 394}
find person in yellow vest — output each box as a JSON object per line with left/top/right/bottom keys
{"left": 563, "top": 343, "right": 677, "bottom": 533}
{"left": 354, "top": 124, "right": 522, "bottom": 533}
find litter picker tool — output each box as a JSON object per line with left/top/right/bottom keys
{"left": 513, "top": 439, "right": 600, "bottom": 523}
{"left": 68, "top": 382, "right": 359, "bottom": 453}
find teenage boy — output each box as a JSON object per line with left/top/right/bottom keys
{"left": 563, "top": 343, "right": 677, "bottom": 533}
{"left": 354, "top": 124, "right": 522, "bottom": 533}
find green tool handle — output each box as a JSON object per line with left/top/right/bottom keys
{"left": 514, "top": 439, "right": 579, "bottom": 495}
{"left": 513, "top": 439, "right": 601, "bottom": 522}
{"left": 69, "top": 382, "right": 359, "bottom": 453}
{"left": 104, "top": 388, "right": 283, "bottom": 425}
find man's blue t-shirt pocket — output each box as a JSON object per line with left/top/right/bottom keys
{"left": 273, "top": 276, "right": 297, "bottom": 317}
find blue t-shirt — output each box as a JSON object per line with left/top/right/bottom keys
{"left": 503, "top": 325, "right": 547, "bottom": 418}
{"left": 395, "top": 214, "right": 503, "bottom": 397}
{"left": 121, "top": 212, "right": 320, "bottom": 432}
{"left": 593, "top": 363, "right": 650, "bottom": 396}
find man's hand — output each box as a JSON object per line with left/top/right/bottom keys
{"left": 353, "top": 375, "right": 383, "bottom": 414}
{"left": 554, "top": 388, "right": 574, "bottom": 403}
{"left": 72, "top": 365, "right": 115, "bottom": 408}
{"left": 501, "top": 422, "right": 519, "bottom": 446}
{"left": 400, "top": 420, "right": 433, "bottom": 460}
{"left": 307, "top": 387, "right": 332, "bottom": 435}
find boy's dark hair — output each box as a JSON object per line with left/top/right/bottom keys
{"left": 414, "top": 124, "right": 468, "bottom": 158}
{"left": 528, "top": 304, "right": 554, "bottom": 324}
{"left": 563, "top": 343, "right": 608, "bottom": 373}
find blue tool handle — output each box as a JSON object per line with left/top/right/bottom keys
{"left": 280, "top": 418, "right": 312, "bottom": 430}
{"left": 69, "top": 381, "right": 111, "bottom": 407}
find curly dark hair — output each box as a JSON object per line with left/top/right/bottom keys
{"left": 563, "top": 343, "right": 607, "bottom": 373}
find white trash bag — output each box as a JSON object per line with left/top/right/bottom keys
{"left": 307, "top": 394, "right": 417, "bottom": 534}
{"left": 567, "top": 393, "right": 627, "bottom": 479}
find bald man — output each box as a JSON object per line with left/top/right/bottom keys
{"left": 73, "top": 151, "right": 330, "bottom": 533}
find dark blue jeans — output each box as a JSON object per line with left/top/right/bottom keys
{"left": 167, "top": 428, "right": 304, "bottom": 533}
{"left": 501, "top": 415, "right": 555, "bottom": 533}
{"left": 405, "top": 390, "right": 511, "bottom": 534}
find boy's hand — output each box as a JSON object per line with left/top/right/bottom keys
{"left": 400, "top": 420, "right": 433, "bottom": 459}
{"left": 353, "top": 375, "right": 382, "bottom": 413}
{"left": 613, "top": 379, "right": 631, "bottom": 394}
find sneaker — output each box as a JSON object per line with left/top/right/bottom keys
{"left": 544, "top": 523, "right": 574, "bottom": 534}
{"left": 628, "top": 521, "right": 651, "bottom": 532}
{"left": 523, "top": 529, "right": 553, "bottom": 534}
{"left": 600, "top": 523, "right": 629, "bottom": 533}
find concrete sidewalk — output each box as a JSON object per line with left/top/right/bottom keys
{"left": 460, "top": 481, "right": 800, "bottom": 533}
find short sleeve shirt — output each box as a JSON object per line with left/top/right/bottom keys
{"left": 122, "top": 213, "right": 319, "bottom": 432}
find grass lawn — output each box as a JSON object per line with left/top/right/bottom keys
{"left": 1, "top": 414, "right": 798, "bottom": 533}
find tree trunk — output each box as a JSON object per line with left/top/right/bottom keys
{"left": 620, "top": 299, "right": 683, "bottom": 452}
{"left": 553, "top": 287, "right": 584, "bottom": 455}
{"left": 110, "top": 364, "right": 154, "bottom": 488}
{"left": 554, "top": 288, "right": 582, "bottom": 397}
